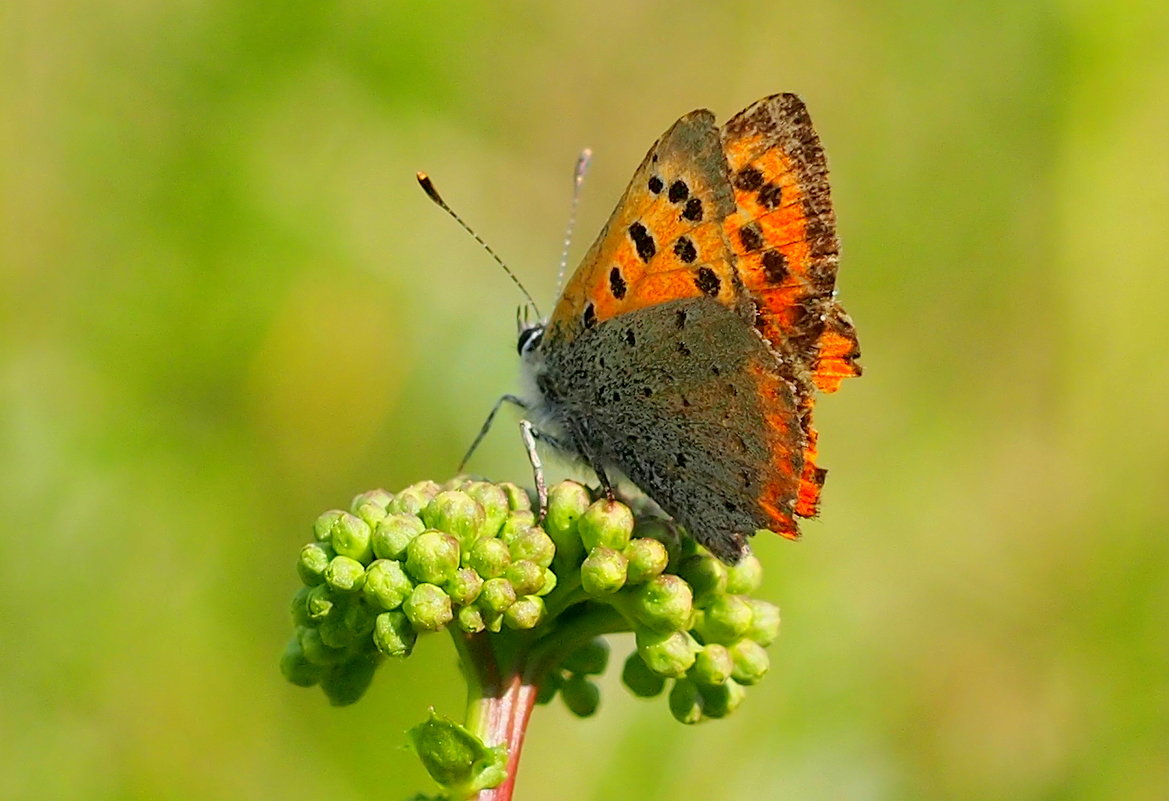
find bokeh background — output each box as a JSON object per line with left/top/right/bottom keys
{"left": 3, "top": 1, "right": 1167, "bottom": 799}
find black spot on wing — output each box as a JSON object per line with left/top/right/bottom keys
{"left": 734, "top": 167, "right": 763, "bottom": 191}
{"left": 695, "top": 266, "right": 721, "bottom": 297}
{"left": 583, "top": 302, "right": 596, "bottom": 329}
{"left": 762, "top": 250, "right": 788, "bottom": 283}
{"left": 609, "top": 266, "right": 627, "bottom": 299}
{"left": 673, "top": 236, "right": 698, "bottom": 264}
{"left": 668, "top": 180, "right": 689, "bottom": 203}
{"left": 758, "top": 183, "right": 783, "bottom": 209}
{"left": 628, "top": 222, "right": 656, "bottom": 262}
{"left": 739, "top": 223, "right": 764, "bottom": 252}
{"left": 681, "top": 197, "right": 703, "bottom": 222}
{"left": 648, "top": 175, "right": 663, "bottom": 194}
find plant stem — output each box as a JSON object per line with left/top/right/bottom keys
{"left": 452, "top": 631, "right": 540, "bottom": 801}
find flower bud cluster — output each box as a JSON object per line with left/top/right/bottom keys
{"left": 536, "top": 481, "right": 780, "bottom": 724}
{"left": 281, "top": 478, "right": 780, "bottom": 724}
{"left": 281, "top": 478, "right": 553, "bottom": 705}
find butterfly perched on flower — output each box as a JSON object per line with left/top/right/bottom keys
{"left": 424, "top": 94, "right": 860, "bottom": 563}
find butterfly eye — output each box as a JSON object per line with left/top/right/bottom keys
{"left": 517, "top": 326, "right": 544, "bottom": 356}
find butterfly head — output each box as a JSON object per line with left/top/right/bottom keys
{"left": 516, "top": 321, "right": 544, "bottom": 358}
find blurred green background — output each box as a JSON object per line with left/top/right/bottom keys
{"left": 3, "top": 1, "right": 1167, "bottom": 799}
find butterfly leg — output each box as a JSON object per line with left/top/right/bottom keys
{"left": 518, "top": 419, "right": 548, "bottom": 518}
{"left": 460, "top": 394, "right": 528, "bottom": 472}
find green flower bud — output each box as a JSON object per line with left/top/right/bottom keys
{"left": 373, "top": 610, "right": 417, "bottom": 657}
{"left": 698, "top": 679, "right": 746, "bottom": 719}
{"left": 578, "top": 499, "right": 634, "bottom": 551}
{"left": 509, "top": 527, "right": 556, "bottom": 569}
{"left": 725, "top": 553, "right": 763, "bottom": 594}
{"left": 544, "top": 480, "right": 591, "bottom": 568}
{"left": 505, "top": 559, "right": 545, "bottom": 596}
{"left": 463, "top": 481, "right": 510, "bottom": 540}
{"left": 403, "top": 583, "right": 453, "bottom": 631}
{"left": 535, "top": 671, "right": 562, "bottom": 705}
{"left": 668, "top": 678, "right": 704, "bottom": 724}
{"left": 290, "top": 585, "right": 314, "bottom": 627}
{"left": 421, "top": 491, "right": 486, "bottom": 549}
{"left": 536, "top": 568, "right": 557, "bottom": 596}
{"left": 343, "top": 600, "right": 377, "bottom": 639}
{"left": 624, "top": 537, "right": 669, "bottom": 584}
{"left": 457, "top": 603, "right": 486, "bottom": 634}
{"left": 581, "top": 547, "right": 628, "bottom": 596}
{"left": 700, "top": 594, "right": 753, "bottom": 644}
{"left": 408, "top": 712, "right": 507, "bottom": 794}
{"left": 362, "top": 559, "right": 414, "bottom": 611}
{"left": 329, "top": 512, "right": 373, "bottom": 563}
{"left": 560, "top": 674, "right": 600, "bottom": 717}
{"left": 318, "top": 600, "right": 359, "bottom": 648}
{"left": 321, "top": 653, "right": 380, "bottom": 707}
{"left": 678, "top": 554, "right": 727, "bottom": 607}
{"left": 405, "top": 530, "right": 461, "bottom": 586}
{"left": 633, "top": 517, "right": 683, "bottom": 569}
{"left": 387, "top": 481, "right": 441, "bottom": 516}
{"left": 314, "top": 509, "right": 345, "bottom": 542}
{"left": 468, "top": 537, "right": 511, "bottom": 579}
{"left": 631, "top": 574, "right": 693, "bottom": 633}
{"left": 562, "top": 637, "right": 609, "bottom": 676}
{"left": 372, "top": 513, "right": 426, "bottom": 561}
{"left": 324, "top": 555, "right": 366, "bottom": 594}
{"left": 690, "top": 643, "right": 734, "bottom": 686}
{"left": 729, "top": 639, "right": 769, "bottom": 685}
{"left": 305, "top": 583, "right": 336, "bottom": 622}
{"left": 297, "top": 542, "right": 332, "bottom": 586}
{"left": 503, "top": 595, "right": 546, "bottom": 630}
{"left": 478, "top": 577, "right": 517, "bottom": 615}
{"left": 746, "top": 599, "right": 781, "bottom": 646}
{"left": 497, "top": 482, "right": 532, "bottom": 512}
{"left": 298, "top": 625, "right": 349, "bottom": 666}
{"left": 446, "top": 567, "right": 484, "bottom": 606}
{"left": 636, "top": 628, "right": 699, "bottom": 677}
{"left": 280, "top": 635, "right": 324, "bottom": 687}
{"left": 621, "top": 651, "right": 667, "bottom": 698}
{"left": 351, "top": 488, "right": 394, "bottom": 513}
{"left": 498, "top": 510, "right": 537, "bottom": 543}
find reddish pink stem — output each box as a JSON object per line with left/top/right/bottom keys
{"left": 476, "top": 671, "right": 539, "bottom": 801}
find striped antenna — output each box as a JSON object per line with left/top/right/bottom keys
{"left": 553, "top": 149, "right": 593, "bottom": 302}
{"left": 416, "top": 172, "right": 540, "bottom": 317}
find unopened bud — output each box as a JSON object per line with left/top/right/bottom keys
{"left": 668, "top": 678, "right": 704, "bottom": 724}
{"left": 468, "top": 537, "right": 511, "bottom": 579}
{"left": 330, "top": 513, "right": 373, "bottom": 563}
{"left": 635, "top": 628, "right": 699, "bottom": 677}
{"left": 373, "top": 610, "right": 417, "bottom": 657}
{"left": 446, "top": 567, "right": 484, "bottom": 606}
{"left": 372, "top": 513, "right": 425, "bottom": 561}
{"left": 405, "top": 530, "right": 461, "bottom": 586}
{"left": 560, "top": 674, "right": 600, "bottom": 717}
{"left": 578, "top": 499, "right": 634, "bottom": 551}
{"left": 505, "top": 559, "right": 545, "bottom": 596}
{"left": 503, "top": 595, "right": 545, "bottom": 630}
{"left": 631, "top": 574, "right": 693, "bottom": 632}
{"left": 729, "top": 639, "right": 769, "bottom": 685}
{"left": 403, "top": 583, "right": 453, "bottom": 631}
{"left": 362, "top": 559, "right": 414, "bottom": 611}
{"left": 624, "top": 538, "right": 669, "bottom": 584}
{"left": 581, "top": 547, "right": 628, "bottom": 596}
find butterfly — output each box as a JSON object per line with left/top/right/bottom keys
{"left": 428, "top": 94, "right": 860, "bottom": 563}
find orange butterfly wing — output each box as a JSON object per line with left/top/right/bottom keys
{"left": 720, "top": 94, "right": 862, "bottom": 523}
{"left": 548, "top": 110, "right": 748, "bottom": 339}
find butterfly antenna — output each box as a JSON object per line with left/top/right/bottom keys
{"left": 554, "top": 148, "right": 593, "bottom": 301}
{"left": 416, "top": 172, "right": 540, "bottom": 317}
